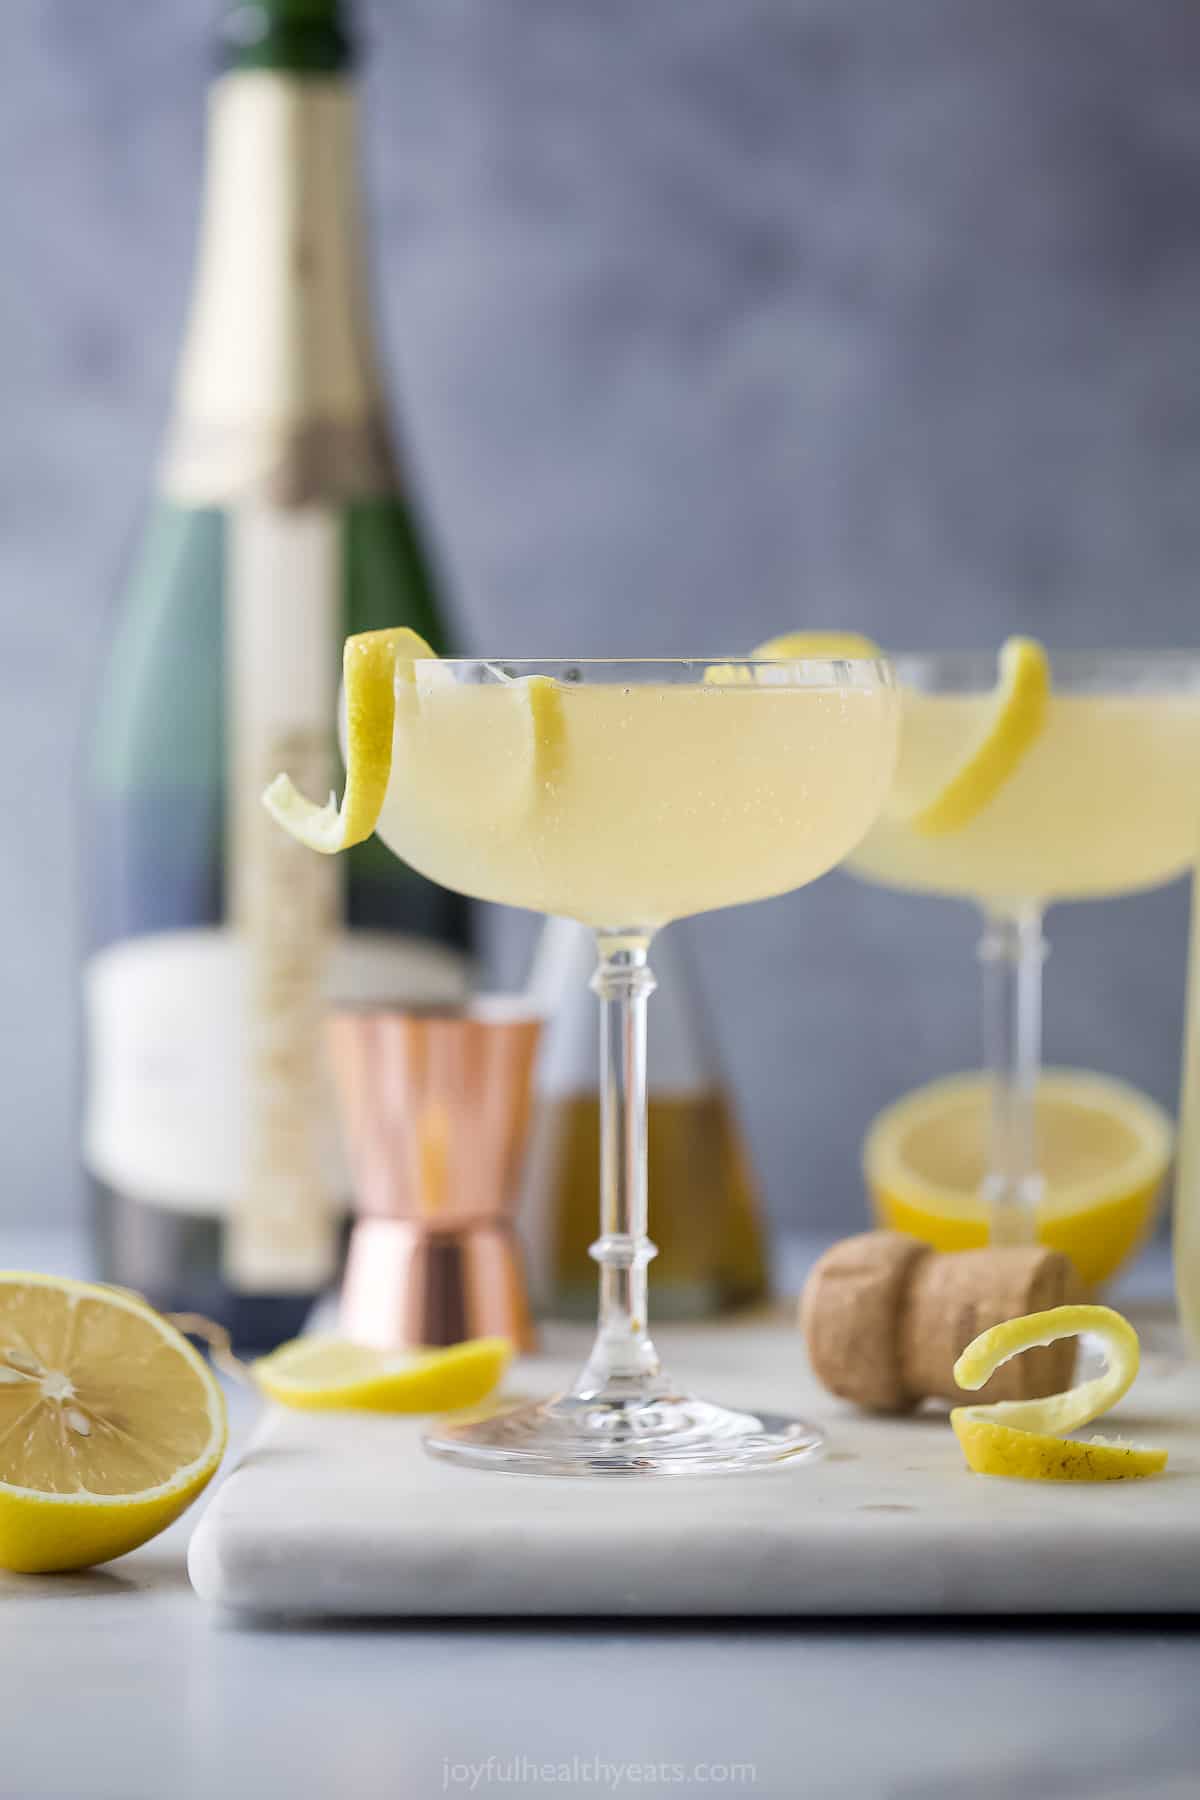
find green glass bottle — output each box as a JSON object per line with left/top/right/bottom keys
{"left": 85, "top": 0, "right": 471, "bottom": 1346}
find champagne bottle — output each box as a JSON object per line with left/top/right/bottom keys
{"left": 521, "top": 920, "right": 769, "bottom": 1319}
{"left": 84, "top": 0, "right": 470, "bottom": 1346}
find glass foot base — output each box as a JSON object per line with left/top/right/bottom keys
{"left": 423, "top": 1389, "right": 823, "bottom": 1477}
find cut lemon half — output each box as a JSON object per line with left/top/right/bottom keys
{"left": 253, "top": 1335, "right": 512, "bottom": 1413}
{"left": 704, "top": 631, "right": 881, "bottom": 685}
{"left": 950, "top": 1304, "right": 1167, "bottom": 1480}
{"left": 897, "top": 635, "right": 1049, "bottom": 836}
{"left": 0, "top": 1273, "right": 227, "bottom": 1573}
{"left": 864, "top": 1070, "right": 1172, "bottom": 1288}
{"left": 263, "top": 626, "right": 435, "bottom": 853}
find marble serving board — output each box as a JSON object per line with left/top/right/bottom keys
{"left": 189, "top": 1310, "right": 1200, "bottom": 1619}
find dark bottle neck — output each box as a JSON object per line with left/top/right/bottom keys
{"left": 219, "top": 0, "right": 354, "bottom": 76}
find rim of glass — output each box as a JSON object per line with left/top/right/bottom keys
{"left": 893, "top": 648, "right": 1200, "bottom": 693}
{"left": 414, "top": 656, "right": 895, "bottom": 685}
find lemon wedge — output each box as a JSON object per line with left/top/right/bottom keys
{"left": 864, "top": 1069, "right": 1172, "bottom": 1287}
{"left": 950, "top": 1304, "right": 1167, "bottom": 1481}
{"left": 263, "top": 626, "right": 435, "bottom": 853}
{"left": 0, "top": 1273, "right": 227, "bottom": 1573}
{"left": 904, "top": 635, "right": 1049, "bottom": 836}
{"left": 253, "top": 1335, "right": 512, "bottom": 1413}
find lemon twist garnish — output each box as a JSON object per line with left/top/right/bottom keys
{"left": 752, "top": 631, "right": 882, "bottom": 662}
{"left": 950, "top": 1304, "right": 1167, "bottom": 1481}
{"left": 263, "top": 626, "right": 435, "bottom": 853}
{"left": 704, "top": 631, "right": 882, "bottom": 685}
{"left": 253, "top": 1335, "right": 512, "bottom": 1414}
{"left": 524, "top": 673, "right": 566, "bottom": 790}
{"left": 907, "top": 635, "right": 1049, "bottom": 836}
{"left": 725, "top": 629, "right": 1049, "bottom": 836}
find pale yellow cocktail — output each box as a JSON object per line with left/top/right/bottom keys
{"left": 841, "top": 646, "right": 1200, "bottom": 1267}
{"left": 378, "top": 669, "right": 898, "bottom": 928}
{"left": 850, "top": 686, "right": 1200, "bottom": 903}
{"left": 266, "top": 645, "right": 899, "bottom": 1476}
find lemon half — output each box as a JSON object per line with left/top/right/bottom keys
{"left": 950, "top": 1304, "right": 1167, "bottom": 1480}
{"left": 864, "top": 1070, "right": 1172, "bottom": 1288}
{"left": 254, "top": 1335, "right": 512, "bottom": 1413}
{"left": 0, "top": 1273, "right": 227, "bottom": 1573}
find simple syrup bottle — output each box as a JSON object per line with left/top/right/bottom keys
{"left": 521, "top": 919, "right": 769, "bottom": 1319}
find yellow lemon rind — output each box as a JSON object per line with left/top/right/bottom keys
{"left": 704, "top": 631, "right": 882, "bottom": 686}
{"left": 0, "top": 1273, "right": 228, "bottom": 1574}
{"left": 263, "top": 626, "right": 435, "bottom": 853}
{"left": 750, "top": 631, "right": 882, "bottom": 662}
{"left": 253, "top": 1335, "right": 512, "bottom": 1415}
{"left": 525, "top": 674, "right": 567, "bottom": 790}
{"left": 950, "top": 1414, "right": 1167, "bottom": 1482}
{"left": 906, "top": 635, "right": 1049, "bottom": 837}
{"left": 863, "top": 1069, "right": 1173, "bottom": 1287}
{"left": 948, "top": 1303, "right": 1166, "bottom": 1483}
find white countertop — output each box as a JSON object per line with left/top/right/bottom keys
{"left": 2, "top": 1231, "right": 1198, "bottom": 1800}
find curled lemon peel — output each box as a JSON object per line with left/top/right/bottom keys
{"left": 950, "top": 1304, "right": 1167, "bottom": 1481}
{"left": 906, "top": 635, "right": 1049, "bottom": 837}
{"left": 704, "top": 631, "right": 882, "bottom": 686}
{"left": 262, "top": 626, "right": 435, "bottom": 853}
{"left": 731, "top": 630, "right": 1048, "bottom": 837}
{"left": 751, "top": 631, "right": 881, "bottom": 662}
{"left": 525, "top": 673, "right": 566, "bottom": 789}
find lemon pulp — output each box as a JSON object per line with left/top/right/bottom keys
{"left": 0, "top": 1273, "right": 227, "bottom": 1572}
{"left": 864, "top": 1070, "right": 1172, "bottom": 1287}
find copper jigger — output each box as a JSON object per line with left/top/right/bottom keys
{"left": 328, "top": 999, "right": 542, "bottom": 1351}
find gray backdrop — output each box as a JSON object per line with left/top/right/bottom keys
{"left": 5, "top": 0, "right": 1200, "bottom": 1240}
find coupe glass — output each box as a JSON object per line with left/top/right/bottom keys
{"left": 849, "top": 650, "right": 1200, "bottom": 1245}
{"left": 376, "top": 655, "right": 899, "bottom": 1475}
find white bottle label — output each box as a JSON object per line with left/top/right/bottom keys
{"left": 84, "top": 929, "right": 468, "bottom": 1223}
{"left": 86, "top": 931, "right": 257, "bottom": 1219}
{"left": 224, "top": 503, "right": 341, "bottom": 1290}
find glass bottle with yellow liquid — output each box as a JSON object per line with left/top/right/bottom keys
{"left": 522, "top": 918, "right": 767, "bottom": 1319}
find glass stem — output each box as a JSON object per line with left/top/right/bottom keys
{"left": 572, "top": 932, "right": 664, "bottom": 1401}
{"left": 979, "top": 900, "right": 1047, "bottom": 1245}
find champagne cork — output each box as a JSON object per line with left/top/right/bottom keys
{"left": 800, "top": 1230, "right": 1082, "bottom": 1413}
